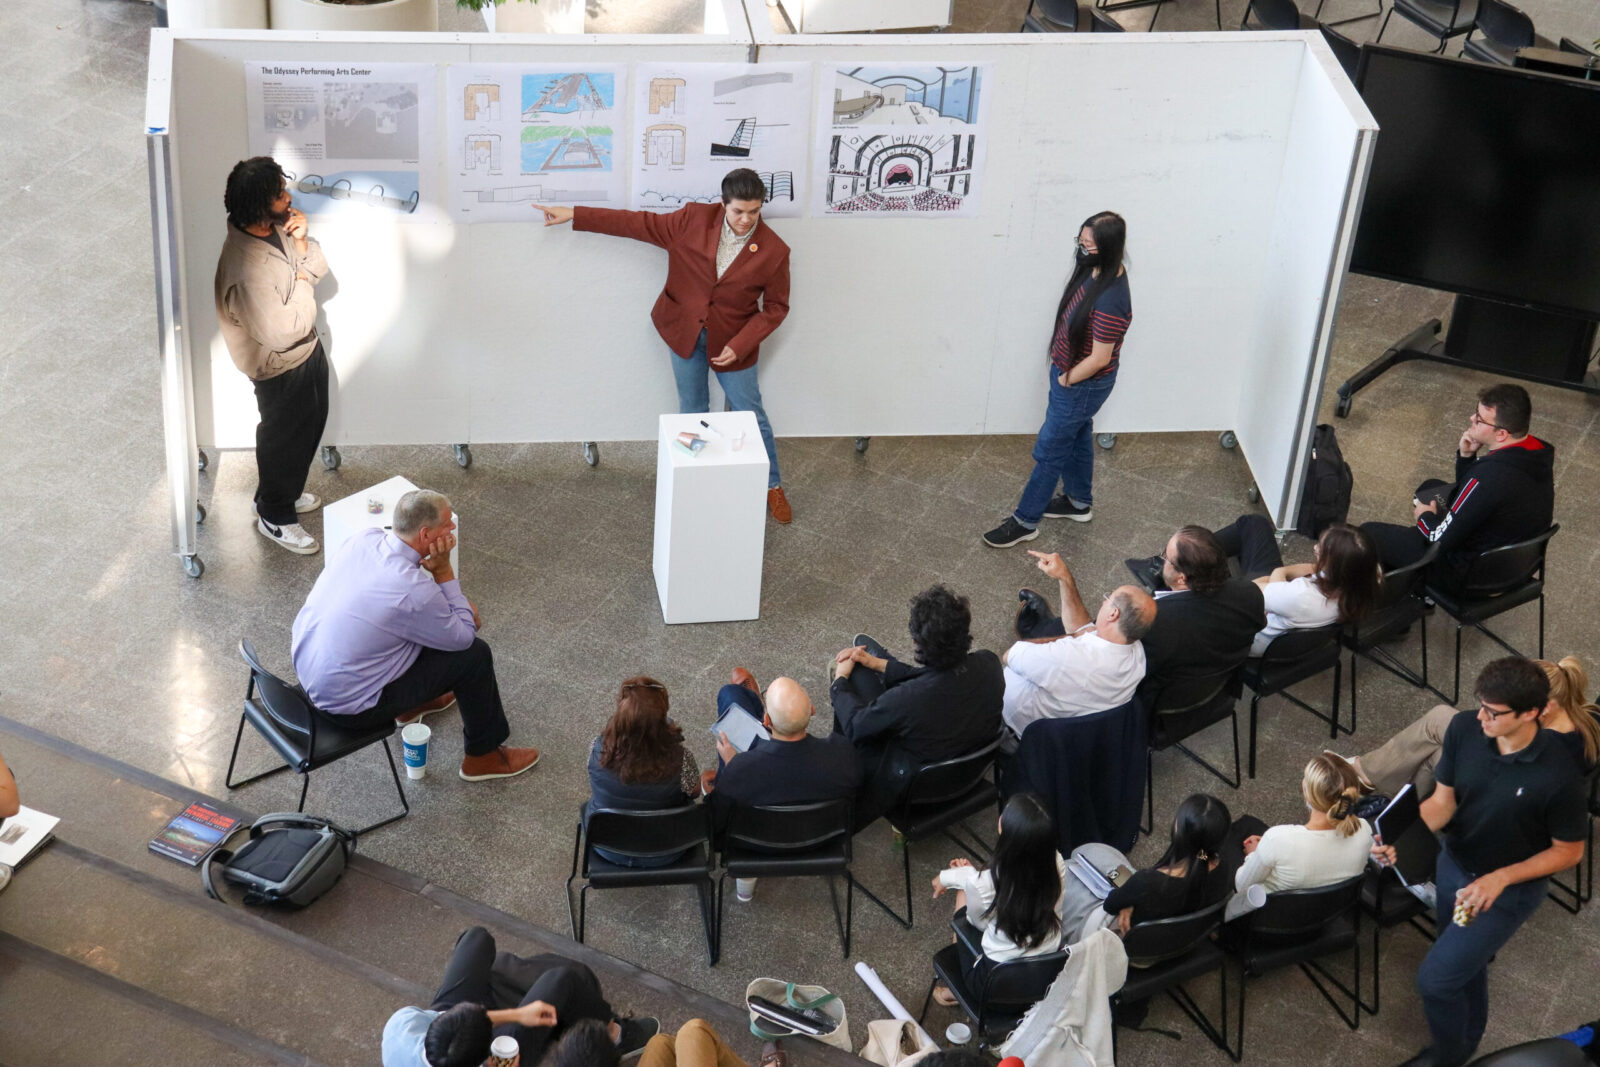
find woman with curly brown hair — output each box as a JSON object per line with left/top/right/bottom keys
{"left": 585, "top": 676, "right": 701, "bottom": 868}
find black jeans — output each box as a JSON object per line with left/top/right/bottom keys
{"left": 252, "top": 343, "right": 329, "bottom": 526}
{"left": 1212, "top": 514, "right": 1284, "bottom": 580}
{"left": 313, "top": 640, "right": 510, "bottom": 757}
{"left": 430, "top": 927, "right": 613, "bottom": 1064}
{"left": 831, "top": 634, "right": 900, "bottom": 829}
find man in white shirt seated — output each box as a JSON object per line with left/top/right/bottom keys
{"left": 1002, "top": 550, "right": 1157, "bottom": 738}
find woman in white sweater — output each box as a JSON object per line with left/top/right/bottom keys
{"left": 1230, "top": 753, "right": 1373, "bottom": 918}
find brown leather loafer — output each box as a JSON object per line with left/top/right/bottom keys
{"left": 396, "top": 691, "right": 457, "bottom": 726}
{"left": 767, "top": 486, "right": 792, "bottom": 524}
{"left": 459, "top": 745, "right": 540, "bottom": 781}
{"left": 730, "top": 667, "right": 760, "bottom": 694}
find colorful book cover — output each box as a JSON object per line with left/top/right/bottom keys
{"left": 148, "top": 802, "right": 242, "bottom": 867}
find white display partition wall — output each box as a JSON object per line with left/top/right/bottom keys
{"left": 146, "top": 14, "right": 1375, "bottom": 577}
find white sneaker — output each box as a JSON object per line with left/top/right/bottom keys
{"left": 294, "top": 493, "right": 321, "bottom": 514}
{"left": 257, "top": 517, "right": 320, "bottom": 555}
{"left": 735, "top": 877, "right": 758, "bottom": 902}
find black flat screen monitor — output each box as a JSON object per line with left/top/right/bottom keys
{"left": 1350, "top": 45, "right": 1600, "bottom": 320}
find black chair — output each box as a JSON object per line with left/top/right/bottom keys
{"left": 1244, "top": 624, "right": 1345, "bottom": 780}
{"left": 1376, "top": 0, "right": 1479, "bottom": 53}
{"left": 1241, "top": 0, "right": 1315, "bottom": 30}
{"left": 1462, "top": 0, "right": 1552, "bottom": 62}
{"left": 1143, "top": 665, "right": 1244, "bottom": 833}
{"left": 1021, "top": 0, "right": 1089, "bottom": 30}
{"left": 226, "top": 638, "right": 408, "bottom": 836}
{"left": 1342, "top": 547, "right": 1442, "bottom": 726}
{"left": 919, "top": 910, "right": 1070, "bottom": 1049}
{"left": 1113, "top": 898, "right": 1235, "bottom": 1061}
{"left": 1098, "top": 0, "right": 1219, "bottom": 32}
{"left": 718, "top": 798, "right": 856, "bottom": 957}
{"left": 1547, "top": 762, "right": 1599, "bottom": 914}
{"left": 1559, "top": 37, "right": 1599, "bottom": 57}
{"left": 1229, "top": 874, "right": 1365, "bottom": 1058}
{"left": 567, "top": 803, "right": 717, "bottom": 965}
{"left": 1090, "top": 7, "right": 1127, "bottom": 30}
{"left": 1358, "top": 863, "right": 1437, "bottom": 1015}
{"left": 1424, "top": 524, "right": 1558, "bottom": 704}
{"left": 859, "top": 739, "right": 1003, "bottom": 929}
{"left": 1320, "top": 22, "right": 1364, "bottom": 79}
{"left": 1468, "top": 1037, "right": 1594, "bottom": 1066}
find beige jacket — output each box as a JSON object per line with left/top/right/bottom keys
{"left": 214, "top": 223, "right": 329, "bottom": 380}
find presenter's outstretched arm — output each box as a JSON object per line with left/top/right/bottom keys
{"left": 536, "top": 205, "right": 574, "bottom": 226}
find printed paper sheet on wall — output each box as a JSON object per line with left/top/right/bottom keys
{"left": 630, "top": 63, "right": 811, "bottom": 218}
{"left": 813, "top": 63, "right": 990, "bottom": 218}
{"left": 246, "top": 61, "right": 439, "bottom": 223}
{"left": 444, "top": 64, "right": 626, "bottom": 223}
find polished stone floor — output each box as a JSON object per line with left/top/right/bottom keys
{"left": 1, "top": 0, "right": 1598, "bottom": 1063}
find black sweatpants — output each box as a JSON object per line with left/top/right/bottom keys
{"left": 252, "top": 343, "right": 328, "bottom": 526}
{"left": 313, "top": 640, "right": 511, "bottom": 758}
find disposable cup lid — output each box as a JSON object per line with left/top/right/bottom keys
{"left": 401, "top": 723, "right": 432, "bottom": 744}
{"left": 490, "top": 1036, "right": 519, "bottom": 1055}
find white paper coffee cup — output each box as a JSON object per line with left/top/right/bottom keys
{"left": 401, "top": 722, "right": 431, "bottom": 780}
{"left": 489, "top": 1035, "right": 520, "bottom": 1066}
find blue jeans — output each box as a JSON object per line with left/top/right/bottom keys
{"left": 671, "top": 331, "right": 781, "bottom": 489}
{"left": 713, "top": 683, "right": 764, "bottom": 774}
{"left": 1419, "top": 846, "right": 1548, "bottom": 1065}
{"left": 1013, "top": 366, "right": 1116, "bottom": 528}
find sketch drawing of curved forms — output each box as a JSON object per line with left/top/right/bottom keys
{"left": 831, "top": 66, "right": 980, "bottom": 127}
{"left": 286, "top": 171, "right": 421, "bottom": 214}
{"left": 520, "top": 125, "right": 613, "bottom": 172}
{"left": 464, "top": 83, "right": 501, "bottom": 122}
{"left": 649, "top": 77, "right": 686, "bottom": 115}
{"left": 824, "top": 131, "right": 974, "bottom": 213}
{"left": 323, "top": 83, "right": 421, "bottom": 158}
{"left": 760, "top": 171, "right": 794, "bottom": 202}
{"left": 464, "top": 134, "right": 502, "bottom": 174}
{"left": 711, "top": 118, "right": 755, "bottom": 158}
{"left": 471, "top": 185, "right": 608, "bottom": 203}
{"left": 713, "top": 71, "right": 794, "bottom": 97}
{"left": 640, "top": 189, "right": 722, "bottom": 207}
{"left": 522, "top": 72, "right": 614, "bottom": 117}
{"left": 643, "top": 124, "right": 687, "bottom": 166}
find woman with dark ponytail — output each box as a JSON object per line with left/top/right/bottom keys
{"left": 1229, "top": 753, "right": 1373, "bottom": 916}
{"left": 983, "top": 211, "right": 1132, "bottom": 548}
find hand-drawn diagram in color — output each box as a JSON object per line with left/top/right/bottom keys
{"left": 444, "top": 64, "right": 625, "bottom": 221}
{"left": 815, "top": 62, "right": 991, "bottom": 218}
{"left": 630, "top": 63, "right": 811, "bottom": 218}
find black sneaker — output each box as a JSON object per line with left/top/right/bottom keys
{"left": 982, "top": 517, "right": 1039, "bottom": 549}
{"left": 1124, "top": 555, "right": 1166, "bottom": 591}
{"left": 1043, "top": 494, "right": 1093, "bottom": 522}
{"left": 614, "top": 1017, "right": 660, "bottom": 1061}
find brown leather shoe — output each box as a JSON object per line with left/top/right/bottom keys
{"left": 458, "top": 745, "right": 540, "bottom": 782}
{"left": 730, "top": 667, "right": 760, "bottom": 694}
{"left": 395, "top": 692, "right": 457, "bottom": 726}
{"left": 767, "top": 486, "right": 792, "bottom": 524}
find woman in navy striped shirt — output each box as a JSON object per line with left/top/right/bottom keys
{"left": 984, "top": 212, "right": 1132, "bottom": 549}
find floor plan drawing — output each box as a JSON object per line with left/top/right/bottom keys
{"left": 464, "top": 133, "right": 502, "bottom": 174}
{"left": 463, "top": 83, "right": 501, "bottom": 122}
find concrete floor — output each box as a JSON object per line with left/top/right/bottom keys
{"left": 1, "top": 0, "right": 1598, "bottom": 1063}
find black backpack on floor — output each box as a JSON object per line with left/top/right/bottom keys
{"left": 1295, "top": 424, "right": 1354, "bottom": 539}
{"left": 202, "top": 813, "right": 355, "bottom": 909}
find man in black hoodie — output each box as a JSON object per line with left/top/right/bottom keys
{"left": 1362, "top": 384, "right": 1555, "bottom": 593}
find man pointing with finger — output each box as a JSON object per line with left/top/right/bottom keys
{"left": 538, "top": 168, "right": 795, "bottom": 523}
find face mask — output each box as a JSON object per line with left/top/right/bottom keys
{"left": 1076, "top": 245, "right": 1101, "bottom": 268}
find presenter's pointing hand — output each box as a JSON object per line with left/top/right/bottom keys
{"left": 536, "top": 204, "right": 575, "bottom": 226}
{"left": 710, "top": 346, "right": 739, "bottom": 369}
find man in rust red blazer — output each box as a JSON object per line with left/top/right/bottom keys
{"left": 538, "top": 169, "right": 794, "bottom": 523}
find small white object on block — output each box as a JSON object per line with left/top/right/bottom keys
{"left": 323, "top": 474, "right": 460, "bottom": 574}
{"left": 653, "top": 412, "right": 767, "bottom": 624}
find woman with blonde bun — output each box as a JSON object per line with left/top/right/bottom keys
{"left": 1342, "top": 657, "right": 1600, "bottom": 797}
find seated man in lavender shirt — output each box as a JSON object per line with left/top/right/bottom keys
{"left": 291, "top": 489, "right": 540, "bottom": 782}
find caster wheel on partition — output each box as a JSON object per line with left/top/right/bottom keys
{"left": 1219, "top": 431, "right": 1237, "bottom": 451}
{"left": 582, "top": 441, "right": 599, "bottom": 467}
{"left": 455, "top": 444, "right": 472, "bottom": 469}
{"left": 1097, "top": 433, "right": 1117, "bottom": 451}
{"left": 196, "top": 449, "right": 209, "bottom": 473}
{"left": 196, "top": 503, "right": 206, "bottom": 525}
{"left": 181, "top": 555, "right": 204, "bottom": 579}
{"left": 321, "top": 446, "right": 342, "bottom": 471}
{"left": 854, "top": 437, "right": 870, "bottom": 455}
{"left": 1247, "top": 485, "right": 1260, "bottom": 504}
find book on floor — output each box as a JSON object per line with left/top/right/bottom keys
{"left": 0, "top": 806, "right": 60, "bottom": 868}
{"left": 148, "top": 801, "right": 243, "bottom": 867}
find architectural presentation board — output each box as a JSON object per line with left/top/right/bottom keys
{"left": 445, "top": 63, "right": 627, "bottom": 222}
{"left": 631, "top": 62, "right": 812, "bottom": 217}
{"left": 146, "top": 15, "right": 1375, "bottom": 576}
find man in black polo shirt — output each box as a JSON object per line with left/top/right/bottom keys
{"left": 1377, "top": 658, "right": 1586, "bottom": 1067}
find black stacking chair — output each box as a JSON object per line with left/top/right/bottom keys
{"left": 718, "top": 798, "right": 856, "bottom": 957}
{"left": 1559, "top": 37, "right": 1599, "bottom": 57}
{"left": 1320, "top": 23, "right": 1364, "bottom": 79}
{"left": 1425, "top": 525, "right": 1558, "bottom": 704}
{"left": 1089, "top": 6, "right": 1128, "bottom": 29}
{"left": 1022, "top": 0, "right": 1089, "bottom": 30}
{"left": 1548, "top": 762, "right": 1600, "bottom": 914}
{"left": 1343, "top": 548, "right": 1440, "bottom": 726}
{"left": 1244, "top": 624, "right": 1345, "bottom": 780}
{"left": 1462, "top": 0, "right": 1551, "bottom": 62}
{"left": 568, "top": 803, "right": 717, "bottom": 965}
{"left": 1468, "top": 1037, "right": 1594, "bottom": 1066}
{"left": 1230, "top": 874, "right": 1365, "bottom": 1056}
{"left": 1144, "top": 665, "right": 1245, "bottom": 833}
{"left": 920, "top": 910, "right": 1070, "bottom": 1049}
{"left": 1114, "top": 898, "right": 1235, "bottom": 1060}
{"left": 1242, "top": 0, "right": 1315, "bottom": 30}
{"left": 859, "top": 738, "right": 1003, "bottom": 928}
{"left": 1358, "top": 863, "right": 1437, "bottom": 1015}
{"left": 1377, "top": 0, "right": 1478, "bottom": 53}
{"left": 227, "top": 638, "right": 408, "bottom": 836}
